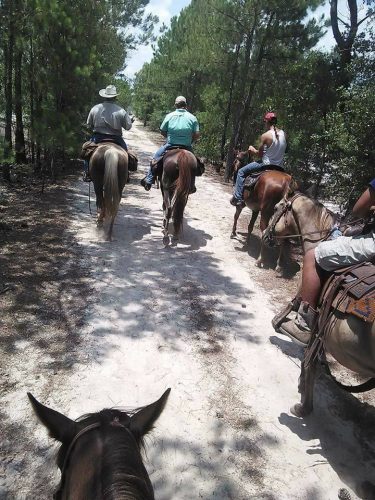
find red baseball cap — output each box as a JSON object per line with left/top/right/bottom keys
{"left": 264, "top": 112, "right": 277, "bottom": 122}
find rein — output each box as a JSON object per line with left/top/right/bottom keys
{"left": 55, "top": 422, "right": 101, "bottom": 498}
{"left": 267, "top": 193, "right": 336, "bottom": 243}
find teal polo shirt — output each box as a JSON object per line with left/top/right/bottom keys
{"left": 160, "top": 109, "right": 199, "bottom": 147}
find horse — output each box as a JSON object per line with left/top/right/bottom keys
{"left": 160, "top": 149, "right": 196, "bottom": 244}
{"left": 230, "top": 151, "right": 296, "bottom": 271}
{"left": 90, "top": 143, "right": 128, "bottom": 241}
{"left": 262, "top": 193, "right": 375, "bottom": 417}
{"left": 28, "top": 389, "right": 170, "bottom": 499}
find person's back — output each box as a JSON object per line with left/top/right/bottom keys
{"left": 88, "top": 101, "right": 131, "bottom": 137}
{"left": 161, "top": 108, "right": 198, "bottom": 147}
{"left": 262, "top": 128, "right": 287, "bottom": 167}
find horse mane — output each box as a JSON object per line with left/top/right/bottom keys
{"left": 294, "top": 191, "right": 337, "bottom": 231}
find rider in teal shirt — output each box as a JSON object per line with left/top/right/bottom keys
{"left": 141, "top": 96, "right": 200, "bottom": 190}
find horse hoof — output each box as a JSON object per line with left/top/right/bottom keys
{"left": 230, "top": 232, "right": 236, "bottom": 239}
{"left": 162, "top": 235, "right": 169, "bottom": 246}
{"left": 255, "top": 260, "right": 262, "bottom": 268}
{"left": 290, "top": 403, "right": 312, "bottom": 418}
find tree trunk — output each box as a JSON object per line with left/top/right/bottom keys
{"left": 14, "top": 45, "right": 26, "bottom": 163}
{"left": 4, "top": 29, "right": 14, "bottom": 159}
{"left": 330, "top": 0, "right": 358, "bottom": 85}
{"left": 220, "top": 43, "right": 240, "bottom": 161}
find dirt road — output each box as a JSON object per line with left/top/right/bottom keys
{"left": 1, "top": 121, "right": 375, "bottom": 499}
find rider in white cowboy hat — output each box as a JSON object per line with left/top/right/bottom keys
{"left": 83, "top": 85, "right": 133, "bottom": 181}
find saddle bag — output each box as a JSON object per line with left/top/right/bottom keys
{"left": 127, "top": 151, "right": 138, "bottom": 172}
{"left": 80, "top": 141, "right": 98, "bottom": 160}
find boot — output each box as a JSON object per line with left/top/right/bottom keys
{"left": 140, "top": 177, "right": 152, "bottom": 191}
{"left": 279, "top": 301, "right": 318, "bottom": 347}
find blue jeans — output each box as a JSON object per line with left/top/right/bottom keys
{"left": 145, "top": 143, "right": 193, "bottom": 184}
{"left": 84, "top": 133, "right": 128, "bottom": 172}
{"left": 234, "top": 161, "right": 264, "bottom": 200}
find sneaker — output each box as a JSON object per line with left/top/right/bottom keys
{"left": 230, "top": 196, "right": 244, "bottom": 207}
{"left": 83, "top": 172, "right": 91, "bottom": 182}
{"left": 140, "top": 177, "right": 152, "bottom": 191}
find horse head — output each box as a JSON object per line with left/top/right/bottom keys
{"left": 28, "top": 389, "right": 170, "bottom": 499}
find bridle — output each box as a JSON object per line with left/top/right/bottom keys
{"left": 54, "top": 418, "right": 140, "bottom": 499}
{"left": 266, "top": 193, "right": 335, "bottom": 245}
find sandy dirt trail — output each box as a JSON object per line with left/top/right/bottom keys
{"left": 1, "top": 121, "right": 375, "bottom": 499}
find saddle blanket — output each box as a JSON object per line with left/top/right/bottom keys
{"left": 321, "top": 262, "right": 375, "bottom": 323}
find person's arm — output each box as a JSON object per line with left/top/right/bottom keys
{"left": 248, "top": 131, "right": 270, "bottom": 158}
{"left": 352, "top": 181, "right": 375, "bottom": 218}
{"left": 192, "top": 118, "right": 200, "bottom": 143}
{"left": 122, "top": 111, "right": 132, "bottom": 131}
{"left": 160, "top": 115, "right": 169, "bottom": 139}
{"left": 86, "top": 109, "right": 94, "bottom": 130}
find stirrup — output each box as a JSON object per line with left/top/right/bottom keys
{"left": 272, "top": 297, "right": 301, "bottom": 332}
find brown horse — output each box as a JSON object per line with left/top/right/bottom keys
{"left": 28, "top": 389, "right": 170, "bottom": 499}
{"left": 90, "top": 143, "right": 128, "bottom": 241}
{"left": 263, "top": 193, "right": 375, "bottom": 417}
{"left": 230, "top": 153, "right": 295, "bottom": 271}
{"left": 160, "top": 149, "right": 196, "bottom": 244}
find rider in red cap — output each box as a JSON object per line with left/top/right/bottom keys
{"left": 230, "top": 111, "right": 287, "bottom": 206}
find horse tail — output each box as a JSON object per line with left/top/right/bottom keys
{"left": 103, "top": 148, "right": 121, "bottom": 218}
{"left": 283, "top": 175, "right": 299, "bottom": 199}
{"left": 172, "top": 150, "right": 191, "bottom": 235}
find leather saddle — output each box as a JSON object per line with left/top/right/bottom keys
{"left": 80, "top": 141, "right": 137, "bottom": 171}
{"left": 319, "top": 261, "right": 375, "bottom": 326}
{"left": 244, "top": 165, "right": 285, "bottom": 190}
{"left": 151, "top": 146, "right": 205, "bottom": 177}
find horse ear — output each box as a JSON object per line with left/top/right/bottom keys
{"left": 28, "top": 392, "right": 77, "bottom": 443}
{"left": 130, "top": 388, "right": 171, "bottom": 437}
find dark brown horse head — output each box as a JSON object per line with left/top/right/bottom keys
{"left": 232, "top": 149, "right": 249, "bottom": 176}
{"left": 28, "top": 389, "right": 170, "bottom": 500}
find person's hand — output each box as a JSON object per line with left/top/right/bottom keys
{"left": 248, "top": 145, "right": 257, "bottom": 155}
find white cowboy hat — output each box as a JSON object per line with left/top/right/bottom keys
{"left": 99, "top": 85, "right": 119, "bottom": 98}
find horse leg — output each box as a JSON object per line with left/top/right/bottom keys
{"left": 247, "top": 210, "right": 259, "bottom": 239}
{"left": 291, "top": 357, "right": 317, "bottom": 417}
{"left": 275, "top": 240, "right": 290, "bottom": 275}
{"left": 256, "top": 212, "right": 270, "bottom": 267}
{"left": 231, "top": 206, "right": 243, "bottom": 238}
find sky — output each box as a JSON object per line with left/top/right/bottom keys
{"left": 124, "top": 0, "right": 360, "bottom": 79}
{"left": 124, "top": 0, "right": 191, "bottom": 78}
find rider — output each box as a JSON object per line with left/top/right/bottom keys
{"left": 279, "top": 178, "right": 375, "bottom": 346}
{"left": 141, "top": 95, "right": 200, "bottom": 192}
{"left": 230, "top": 112, "right": 287, "bottom": 206}
{"left": 83, "top": 84, "right": 133, "bottom": 181}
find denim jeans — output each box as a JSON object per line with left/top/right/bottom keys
{"left": 234, "top": 161, "right": 264, "bottom": 200}
{"left": 145, "top": 143, "right": 193, "bottom": 184}
{"left": 84, "top": 134, "right": 128, "bottom": 173}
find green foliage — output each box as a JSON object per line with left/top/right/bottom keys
{"left": 0, "top": 0, "right": 155, "bottom": 160}
{"left": 133, "top": 0, "right": 374, "bottom": 202}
